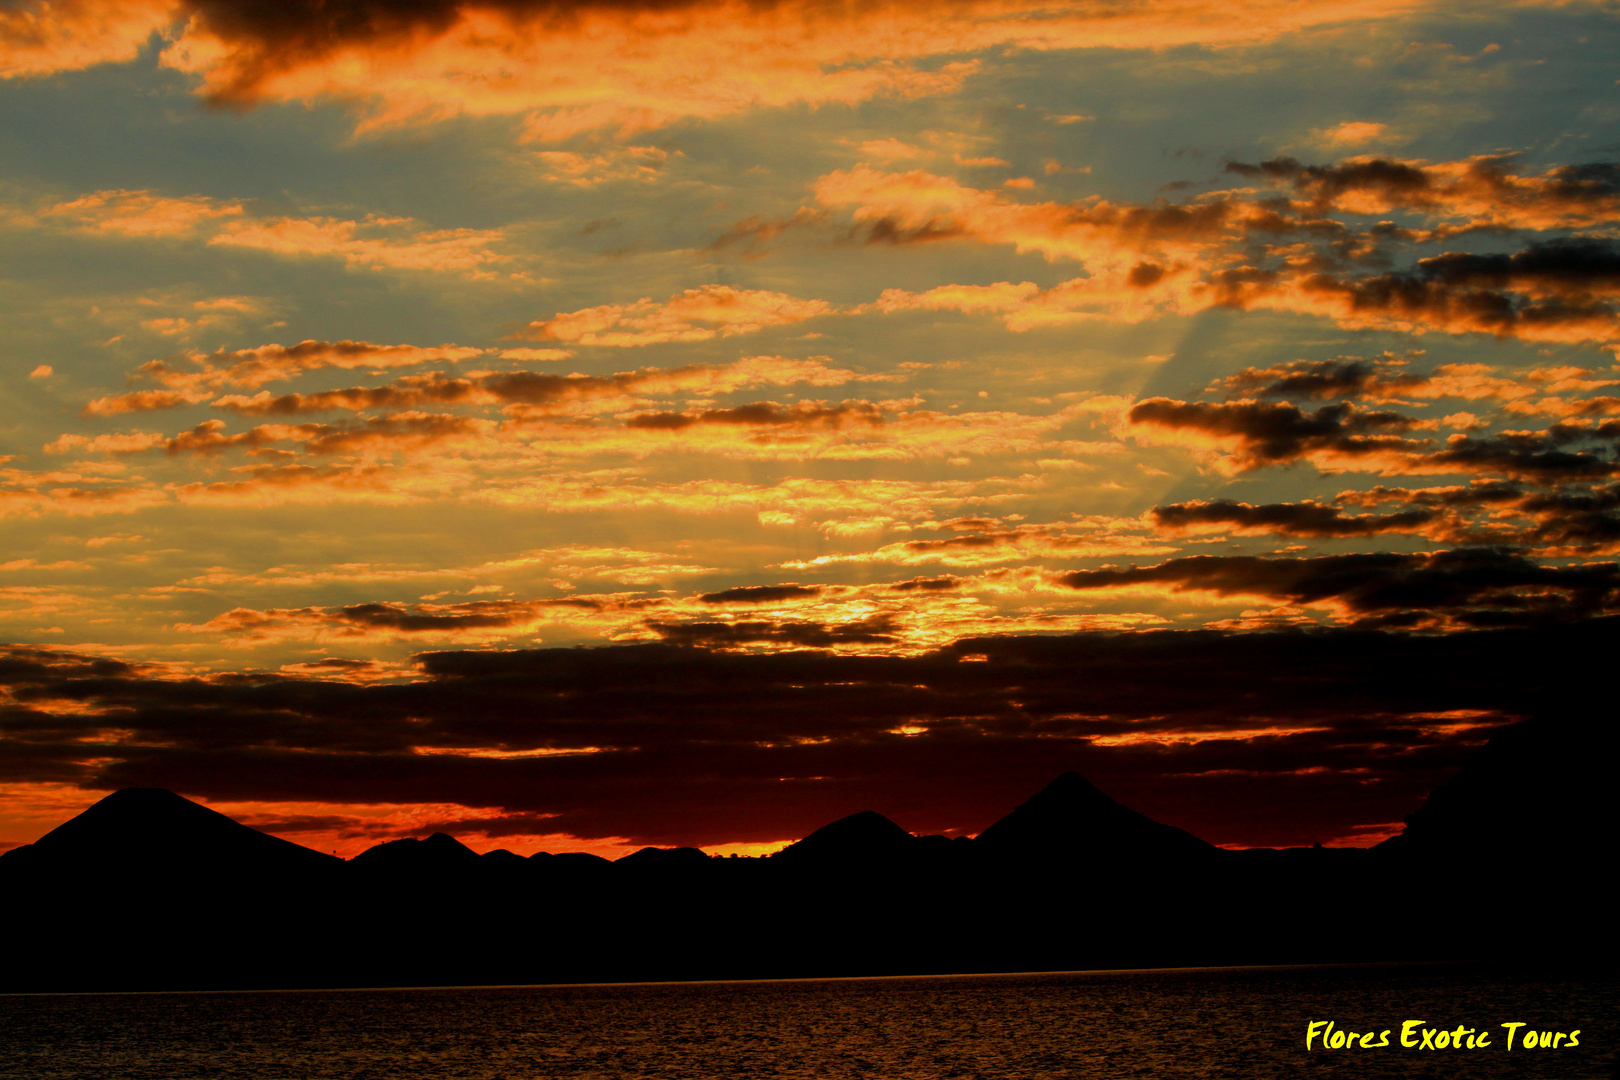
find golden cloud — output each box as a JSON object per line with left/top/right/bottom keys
{"left": 519, "top": 285, "right": 836, "bottom": 346}
{"left": 29, "top": 188, "right": 506, "bottom": 275}
{"left": 84, "top": 340, "right": 488, "bottom": 415}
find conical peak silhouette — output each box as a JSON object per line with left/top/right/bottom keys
{"left": 774, "top": 810, "right": 913, "bottom": 861}
{"left": 8, "top": 787, "right": 337, "bottom": 871}
{"left": 976, "top": 772, "right": 1215, "bottom": 860}
{"left": 1026, "top": 772, "right": 1115, "bottom": 809}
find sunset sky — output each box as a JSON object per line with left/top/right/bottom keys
{"left": 3, "top": 0, "right": 1618, "bottom": 858}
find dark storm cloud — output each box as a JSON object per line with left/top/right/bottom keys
{"left": 1314, "top": 481, "right": 1620, "bottom": 552}
{"left": 624, "top": 401, "right": 884, "bottom": 430}
{"left": 191, "top": 597, "right": 621, "bottom": 642}
{"left": 1129, "top": 397, "right": 1620, "bottom": 479}
{"left": 1294, "top": 267, "right": 1618, "bottom": 341}
{"left": 1, "top": 617, "right": 1615, "bottom": 847}
{"left": 333, "top": 601, "right": 552, "bottom": 632}
{"left": 1218, "top": 358, "right": 1387, "bottom": 400}
{"left": 1424, "top": 428, "right": 1619, "bottom": 481}
{"left": 174, "top": 0, "right": 735, "bottom": 102}
{"left": 0, "top": 647, "right": 133, "bottom": 682}
{"left": 1515, "top": 482, "right": 1620, "bottom": 548}
{"left": 887, "top": 575, "right": 962, "bottom": 592}
{"left": 1227, "top": 156, "right": 1433, "bottom": 205}
{"left": 698, "top": 584, "right": 822, "bottom": 604}
{"left": 1283, "top": 238, "right": 1620, "bottom": 343}
{"left": 1150, "top": 498, "right": 1441, "bottom": 538}
{"left": 1057, "top": 549, "right": 1620, "bottom": 626}
{"left": 1128, "top": 397, "right": 1416, "bottom": 465}
{"left": 1225, "top": 155, "right": 1620, "bottom": 221}
{"left": 647, "top": 615, "right": 899, "bottom": 647}
{"left": 214, "top": 361, "right": 801, "bottom": 417}
{"left": 1213, "top": 158, "right": 1620, "bottom": 338}
{"left": 1339, "top": 482, "right": 1526, "bottom": 509}
{"left": 1417, "top": 237, "right": 1620, "bottom": 294}
{"left": 1214, "top": 357, "right": 1431, "bottom": 402}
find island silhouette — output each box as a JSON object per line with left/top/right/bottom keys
{"left": 1, "top": 708, "right": 1611, "bottom": 992}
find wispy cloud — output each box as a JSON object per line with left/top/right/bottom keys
{"left": 29, "top": 189, "right": 508, "bottom": 275}
{"left": 519, "top": 286, "right": 836, "bottom": 346}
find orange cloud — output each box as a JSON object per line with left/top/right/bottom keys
{"left": 175, "top": 594, "right": 657, "bottom": 645}
{"left": 1237, "top": 271, "right": 1620, "bottom": 345}
{"left": 496, "top": 348, "right": 572, "bottom": 362}
{"left": 864, "top": 271, "right": 1204, "bottom": 330}
{"left": 1227, "top": 154, "right": 1620, "bottom": 231}
{"left": 501, "top": 397, "right": 1117, "bottom": 463}
{"left": 780, "top": 518, "right": 1178, "bottom": 569}
{"left": 166, "top": 414, "right": 499, "bottom": 458}
{"left": 473, "top": 472, "right": 1034, "bottom": 525}
{"left": 533, "top": 146, "right": 671, "bottom": 186}
{"left": 212, "top": 355, "right": 876, "bottom": 418}
{"left": 822, "top": 164, "right": 1620, "bottom": 344}
{"left": 84, "top": 340, "right": 488, "bottom": 415}
{"left": 1214, "top": 357, "right": 1604, "bottom": 405}
{"left": 1504, "top": 395, "right": 1620, "bottom": 419}
{"left": 171, "top": 544, "right": 716, "bottom": 591}
{"left": 644, "top": 569, "right": 1175, "bottom": 654}
{"left": 135, "top": 295, "right": 269, "bottom": 339}
{"left": 0, "top": 475, "right": 170, "bottom": 518}
{"left": 44, "top": 431, "right": 168, "bottom": 455}
{"left": 5, "top": 0, "right": 1440, "bottom": 140}
{"left": 39, "top": 188, "right": 245, "bottom": 235}
{"left": 0, "top": 0, "right": 173, "bottom": 78}
{"left": 1149, "top": 498, "right": 1462, "bottom": 541}
{"left": 170, "top": 462, "right": 426, "bottom": 507}
{"left": 519, "top": 285, "right": 836, "bottom": 346}
{"left": 1127, "top": 397, "right": 1620, "bottom": 481}
{"left": 172, "top": 567, "right": 1173, "bottom": 656}
{"left": 817, "top": 164, "right": 1241, "bottom": 265}
{"left": 209, "top": 214, "right": 506, "bottom": 273}
{"left": 29, "top": 188, "right": 506, "bottom": 274}
{"left": 1315, "top": 121, "right": 1389, "bottom": 147}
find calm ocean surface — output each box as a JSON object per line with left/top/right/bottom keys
{"left": 0, "top": 964, "right": 1613, "bottom": 1080}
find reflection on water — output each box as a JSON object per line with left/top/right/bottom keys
{"left": 0, "top": 964, "right": 1613, "bottom": 1080}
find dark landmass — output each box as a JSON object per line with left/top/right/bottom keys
{"left": 0, "top": 709, "right": 1612, "bottom": 992}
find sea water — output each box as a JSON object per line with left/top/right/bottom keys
{"left": 0, "top": 964, "right": 1613, "bottom": 1079}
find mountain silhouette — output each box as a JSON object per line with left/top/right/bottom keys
{"left": 974, "top": 772, "right": 1217, "bottom": 863}
{"left": 1376, "top": 711, "right": 1616, "bottom": 860}
{"left": 617, "top": 845, "right": 711, "bottom": 868}
{"left": 0, "top": 721, "right": 1612, "bottom": 993}
{"left": 0, "top": 787, "right": 339, "bottom": 878}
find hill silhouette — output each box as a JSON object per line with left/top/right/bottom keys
{"left": 352, "top": 831, "right": 482, "bottom": 869}
{"left": 0, "top": 710, "right": 1611, "bottom": 991}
